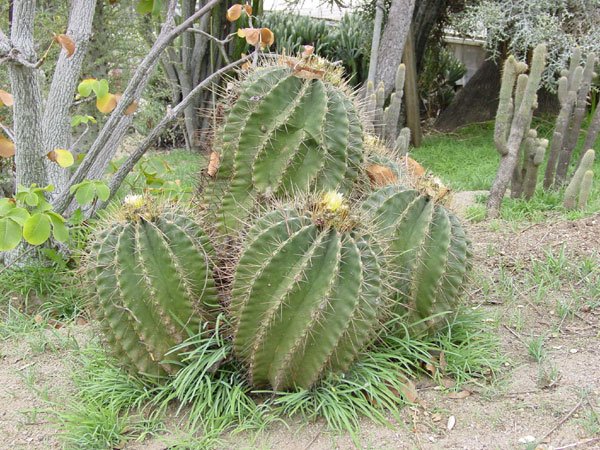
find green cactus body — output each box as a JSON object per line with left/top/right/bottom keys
{"left": 208, "top": 64, "right": 363, "bottom": 234}
{"left": 88, "top": 202, "right": 219, "bottom": 377}
{"left": 364, "top": 186, "right": 471, "bottom": 331}
{"left": 231, "top": 208, "right": 383, "bottom": 390}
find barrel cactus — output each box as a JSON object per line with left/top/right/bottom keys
{"left": 363, "top": 186, "right": 471, "bottom": 332}
{"left": 85, "top": 196, "right": 219, "bottom": 377}
{"left": 205, "top": 57, "right": 363, "bottom": 234}
{"left": 230, "top": 193, "right": 384, "bottom": 390}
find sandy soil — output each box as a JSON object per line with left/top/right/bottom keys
{"left": 1, "top": 212, "right": 599, "bottom": 450}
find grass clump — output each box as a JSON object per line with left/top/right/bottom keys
{"left": 52, "top": 308, "right": 503, "bottom": 448}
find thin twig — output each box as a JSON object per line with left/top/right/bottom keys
{"left": 0, "top": 121, "right": 14, "bottom": 141}
{"left": 539, "top": 398, "right": 584, "bottom": 443}
{"left": 502, "top": 324, "right": 525, "bottom": 343}
{"left": 0, "top": 246, "right": 36, "bottom": 276}
{"left": 554, "top": 437, "right": 600, "bottom": 450}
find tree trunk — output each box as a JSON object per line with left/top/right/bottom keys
{"left": 403, "top": 26, "right": 422, "bottom": 147}
{"left": 412, "top": 0, "right": 447, "bottom": 73}
{"left": 8, "top": 0, "right": 46, "bottom": 189}
{"left": 375, "top": 0, "right": 416, "bottom": 97}
{"left": 435, "top": 59, "right": 501, "bottom": 131}
{"left": 43, "top": 0, "right": 97, "bottom": 198}
{"left": 367, "top": 0, "right": 384, "bottom": 84}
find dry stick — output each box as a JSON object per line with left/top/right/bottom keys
{"left": 53, "top": 0, "right": 219, "bottom": 214}
{"left": 539, "top": 398, "right": 584, "bottom": 443}
{"left": 555, "top": 437, "right": 600, "bottom": 450}
{"left": 95, "top": 55, "right": 253, "bottom": 213}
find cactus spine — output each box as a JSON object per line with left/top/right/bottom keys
{"left": 364, "top": 186, "right": 471, "bottom": 331}
{"left": 206, "top": 63, "right": 363, "bottom": 233}
{"left": 87, "top": 198, "right": 219, "bottom": 377}
{"left": 231, "top": 198, "right": 384, "bottom": 390}
{"left": 564, "top": 149, "right": 596, "bottom": 210}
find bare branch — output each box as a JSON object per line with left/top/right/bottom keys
{"left": 0, "top": 122, "right": 15, "bottom": 142}
{"left": 93, "top": 55, "right": 253, "bottom": 214}
{"left": 53, "top": 0, "right": 221, "bottom": 214}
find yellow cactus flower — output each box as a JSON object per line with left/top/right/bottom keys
{"left": 322, "top": 191, "right": 344, "bottom": 212}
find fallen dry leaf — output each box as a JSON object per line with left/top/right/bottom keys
{"left": 366, "top": 164, "right": 397, "bottom": 187}
{"left": 54, "top": 33, "right": 76, "bottom": 57}
{"left": 399, "top": 378, "right": 419, "bottom": 403}
{"left": 75, "top": 317, "right": 88, "bottom": 326}
{"left": 302, "top": 45, "right": 314, "bottom": 57}
{"left": 447, "top": 390, "right": 471, "bottom": 400}
{"left": 447, "top": 415, "right": 456, "bottom": 431}
{"left": 425, "top": 362, "right": 437, "bottom": 377}
{"left": 439, "top": 352, "right": 447, "bottom": 372}
{"left": 207, "top": 151, "right": 220, "bottom": 177}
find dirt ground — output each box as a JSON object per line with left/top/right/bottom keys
{"left": 1, "top": 211, "right": 599, "bottom": 449}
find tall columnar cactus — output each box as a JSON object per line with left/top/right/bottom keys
{"left": 487, "top": 44, "right": 547, "bottom": 218}
{"left": 205, "top": 60, "right": 363, "bottom": 234}
{"left": 564, "top": 149, "right": 596, "bottom": 210}
{"left": 363, "top": 186, "right": 471, "bottom": 332}
{"left": 383, "top": 63, "right": 406, "bottom": 146}
{"left": 230, "top": 194, "right": 384, "bottom": 390}
{"left": 578, "top": 170, "right": 594, "bottom": 210}
{"left": 512, "top": 129, "right": 548, "bottom": 199}
{"left": 86, "top": 197, "right": 219, "bottom": 377}
{"left": 544, "top": 49, "right": 597, "bottom": 188}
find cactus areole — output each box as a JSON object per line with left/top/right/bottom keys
{"left": 86, "top": 197, "right": 219, "bottom": 377}
{"left": 206, "top": 61, "right": 364, "bottom": 233}
{"left": 231, "top": 194, "right": 384, "bottom": 390}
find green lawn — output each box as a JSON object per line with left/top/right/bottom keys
{"left": 412, "top": 121, "right": 600, "bottom": 221}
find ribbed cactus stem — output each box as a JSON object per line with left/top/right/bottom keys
{"left": 363, "top": 186, "right": 471, "bottom": 332}
{"left": 578, "top": 170, "right": 594, "bottom": 210}
{"left": 544, "top": 65, "right": 583, "bottom": 189}
{"left": 555, "top": 52, "right": 597, "bottom": 185}
{"left": 383, "top": 63, "right": 405, "bottom": 145}
{"left": 231, "top": 202, "right": 384, "bottom": 390}
{"left": 494, "top": 56, "right": 521, "bottom": 156}
{"left": 205, "top": 62, "right": 363, "bottom": 233}
{"left": 564, "top": 149, "right": 595, "bottom": 210}
{"left": 87, "top": 200, "right": 219, "bottom": 377}
{"left": 374, "top": 81, "right": 385, "bottom": 139}
{"left": 365, "top": 80, "right": 376, "bottom": 134}
{"left": 394, "top": 127, "right": 411, "bottom": 155}
{"left": 488, "top": 44, "right": 547, "bottom": 218}
{"left": 522, "top": 135, "right": 548, "bottom": 200}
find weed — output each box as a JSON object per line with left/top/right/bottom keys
{"left": 527, "top": 335, "right": 546, "bottom": 362}
{"left": 465, "top": 204, "right": 486, "bottom": 222}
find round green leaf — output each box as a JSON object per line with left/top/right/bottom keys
{"left": 24, "top": 192, "right": 39, "bottom": 207}
{"left": 5, "top": 207, "right": 30, "bottom": 226}
{"left": 77, "top": 78, "right": 96, "bottom": 97}
{"left": 74, "top": 183, "right": 95, "bottom": 206}
{"left": 94, "top": 182, "right": 110, "bottom": 202}
{"left": 47, "top": 212, "right": 69, "bottom": 243}
{"left": 23, "top": 213, "right": 52, "bottom": 245}
{"left": 0, "top": 198, "right": 15, "bottom": 216}
{"left": 0, "top": 217, "right": 22, "bottom": 251}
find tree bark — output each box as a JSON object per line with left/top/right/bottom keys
{"left": 403, "top": 27, "right": 422, "bottom": 147}
{"left": 43, "top": 0, "right": 97, "bottom": 198}
{"left": 8, "top": 0, "right": 46, "bottom": 188}
{"left": 367, "top": 0, "right": 384, "bottom": 84}
{"left": 412, "top": 0, "right": 447, "bottom": 73}
{"left": 375, "top": 0, "right": 416, "bottom": 97}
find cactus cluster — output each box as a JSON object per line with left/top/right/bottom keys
{"left": 204, "top": 60, "right": 363, "bottom": 233}
{"left": 86, "top": 55, "right": 473, "bottom": 392}
{"left": 87, "top": 197, "right": 219, "bottom": 377}
{"left": 544, "top": 49, "right": 597, "bottom": 188}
